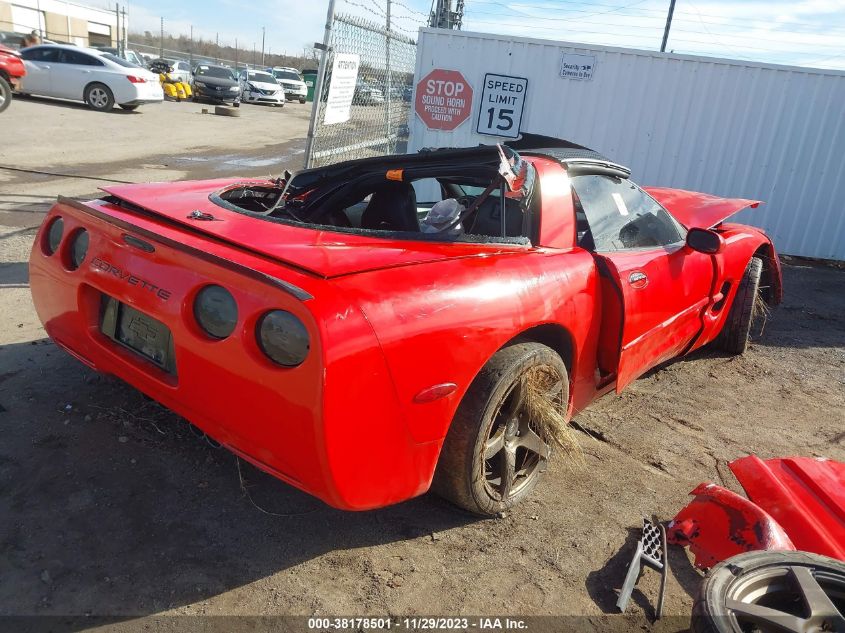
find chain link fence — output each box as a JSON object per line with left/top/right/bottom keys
{"left": 307, "top": 13, "right": 416, "bottom": 168}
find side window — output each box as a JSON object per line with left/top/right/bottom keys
{"left": 20, "top": 47, "right": 60, "bottom": 62}
{"left": 59, "top": 50, "right": 104, "bottom": 66}
{"left": 571, "top": 175, "right": 685, "bottom": 251}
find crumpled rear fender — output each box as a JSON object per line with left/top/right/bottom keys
{"left": 667, "top": 482, "right": 795, "bottom": 570}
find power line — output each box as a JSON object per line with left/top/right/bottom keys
{"left": 461, "top": 17, "right": 844, "bottom": 57}
{"left": 467, "top": 0, "right": 845, "bottom": 34}
{"left": 458, "top": 9, "right": 845, "bottom": 48}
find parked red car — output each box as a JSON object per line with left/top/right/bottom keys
{"left": 28, "top": 141, "right": 782, "bottom": 515}
{"left": 0, "top": 44, "right": 26, "bottom": 113}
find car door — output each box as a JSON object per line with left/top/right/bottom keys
{"left": 571, "top": 173, "right": 718, "bottom": 392}
{"left": 19, "top": 46, "right": 59, "bottom": 95}
{"left": 53, "top": 49, "right": 106, "bottom": 99}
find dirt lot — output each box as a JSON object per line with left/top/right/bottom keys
{"left": 1, "top": 96, "right": 844, "bottom": 630}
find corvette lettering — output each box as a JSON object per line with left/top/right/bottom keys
{"left": 90, "top": 257, "right": 172, "bottom": 300}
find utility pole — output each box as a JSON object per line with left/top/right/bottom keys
{"left": 430, "top": 0, "right": 454, "bottom": 28}
{"left": 660, "top": 0, "right": 677, "bottom": 52}
{"left": 215, "top": 32, "right": 219, "bottom": 62}
{"left": 304, "top": 0, "right": 337, "bottom": 168}
{"left": 121, "top": 5, "right": 127, "bottom": 53}
{"left": 159, "top": 17, "right": 164, "bottom": 58}
{"left": 115, "top": 3, "right": 120, "bottom": 52}
{"left": 189, "top": 24, "right": 193, "bottom": 66}
{"left": 261, "top": 26, "right": 266, "bottom": 66}
{"left": 235, "top": 37, "right": 238, "bottom": 70}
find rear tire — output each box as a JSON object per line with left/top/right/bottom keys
{"left": 432, "top": 342, "right": 568, "bottom": 516}
{"left": 84, "top": 83, "right": 114, "bottom": 111}
{"left": 716, "top": 256, "right": 762, "bottom": 355}
{"left": 299, "top": 98, "right": 306, "bottom": 104}
{"left": 691, "top": 551, "right": 845, "bottom": 633}
{"left": 0, "top": 76, "right": 11, "bottom": 113}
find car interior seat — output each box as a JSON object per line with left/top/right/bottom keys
{"left": 360, "top": 182, "right": 419, "bottom": 232}
{"left": 467, "top": 196, "right": 524, "bottom": 237}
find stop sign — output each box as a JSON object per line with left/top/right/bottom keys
{"left": 415, "top": 69, "right": 473, "bottom": 131}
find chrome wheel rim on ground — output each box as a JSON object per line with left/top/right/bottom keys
{"left": 482, "top": 368, "right": 561, "bottom": 502}
{"left": 89, "top": 88, "right": 109, "bottom": 108}
{"left": 725, "top": 563, "right": 845, "bottom": 632}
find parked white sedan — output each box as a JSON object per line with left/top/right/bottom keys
{"left": 18, "top": 44, "right": 163, "bottom": 111}
{"left": 238, "top": 69, "right": 285, "bottom": 106}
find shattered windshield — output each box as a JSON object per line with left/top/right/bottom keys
{"left": 215, "top": 146, "right": 537, "bottom": 243}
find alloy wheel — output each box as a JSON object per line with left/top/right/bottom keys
{"left": 482, "top": 369, "right": 560, "bottom": 502}
{"left": 725, "top": 563, "right": 845, "bottom": 633}
{"left": 89, "top": 87, "right": 109, "bottom": 109}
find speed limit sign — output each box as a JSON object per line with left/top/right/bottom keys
{"left": 476, "top": 73, "right": 528, "bottom": 139}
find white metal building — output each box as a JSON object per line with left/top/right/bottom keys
{"left": 408, "top": 28, "right": 845, "bottom": 261}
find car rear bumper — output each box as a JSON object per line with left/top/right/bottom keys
{"left": 119, "top": 97, "right": 164, "bottom": 106}
{"left": 28, "top": 198, "right": 440, "bottom": 511}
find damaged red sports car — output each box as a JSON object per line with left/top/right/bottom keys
{"left": 28, "top": 140, "right": 782, "bottom": 515}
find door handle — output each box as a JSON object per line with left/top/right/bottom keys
{"left": 628, "top": 271, "right": 648, "bottom": 289}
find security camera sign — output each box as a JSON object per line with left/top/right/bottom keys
{"left": 560, "top": 53, "right": 596, "bottom": 80}
{"left": 476, "top": 73, "right": 528, "bottom": 138}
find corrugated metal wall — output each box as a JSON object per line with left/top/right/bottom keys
{"left": 409, "top": 29, "right": 845, "bottom": 260}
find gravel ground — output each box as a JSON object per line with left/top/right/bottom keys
{"left": 0, "top": 96, "right": 844, "bottom": 631}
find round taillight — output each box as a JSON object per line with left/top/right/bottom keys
{"left": 193, "top": 285, "right": 238, "bottom": 339}
{"left": 45, "top": 217, "right": 64, "bottom": 255}
{"left": 69, "top": 229, "right": 89, "bottom": 269}
{"left": 256, "top": 310, "right": 310, "bottom": 367}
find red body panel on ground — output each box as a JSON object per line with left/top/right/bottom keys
{"left": 28, "top": 153, "right": 781, "bottom": 510}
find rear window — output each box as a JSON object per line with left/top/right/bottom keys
{"left": 101, "top": 53, "right": 139, "bottom": 68}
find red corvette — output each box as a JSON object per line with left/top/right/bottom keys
{"left": 29, "top": 140, "right": 782, "bottom": 515}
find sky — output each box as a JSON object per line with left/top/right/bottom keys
{"left": 93, "top": 0, "right": 845, "bottom": 70}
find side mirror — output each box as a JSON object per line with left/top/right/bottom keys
{"left": 686, "top": 227, "right": 724, "bottom": 254}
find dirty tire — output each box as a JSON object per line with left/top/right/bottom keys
{"left": 214, "top": 105, "right": 241, "bottom": 117}
{"left": 84, "top": 83, "right": 114, "bottom": 111}
{"left": 716, "top": 256, "right": 762, "bottom": 355}
{"left": 0, "top": 76, "right": 12, "bottom": 113}
{"left": 432, "top": 342, "right": 568, "bottom": 516}
{"left": 691, "top": 550, "right": 845, "bottom": 633}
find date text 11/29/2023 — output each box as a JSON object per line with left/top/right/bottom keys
{"left": 307, "top": 617, "right": 529, "bottom": 630}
